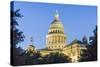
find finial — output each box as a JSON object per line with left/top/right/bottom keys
{"left": 30, "top": 36, "right": 33, "bottom": 44}
{"left": 55, "top": 9, "right": 59, "bottom": 20}
{"left": 56, "top": 9, "right": 58, "bottom": 14}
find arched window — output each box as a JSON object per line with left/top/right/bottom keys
{"left": 58, "top": 30, "right": 59, "bottom": 33}
{"left": 49, "top": 46, "right": 51, "bottom": 48}
{"left": 56, "top": 30, "right": 58, "bottom": 33}
{"left": 59, "top": 30, "right": 60, "bottom": 33}
{"left": 59, "top": 45, "right": 60, "bottom": 48}
{"left": 55, "top": 45, "right": 56, "bottom": 48}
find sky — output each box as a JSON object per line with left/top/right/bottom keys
{"left": 12, "top": 1, "right": 97, "bottom": 49}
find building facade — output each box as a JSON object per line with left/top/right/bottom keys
{"left": 26, "top": 11, "right": 87, "bottom": 62}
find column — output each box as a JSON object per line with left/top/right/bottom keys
{"left": 56, "top": 36, "right": 58, "bottom": 44}
{"left": 58, "top": 36, "right": 59, "bottom": 44}
{"left": 61, "top": 36, "right": 63, "bottom": 43}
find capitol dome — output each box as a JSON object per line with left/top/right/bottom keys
{"left": 46, "top": 10, "right": 67, "bottom": 50}
{"left": 48, "top": 10, "right": 64, "bottom": 34}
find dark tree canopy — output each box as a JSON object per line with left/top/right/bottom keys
{"left": 11, "top": 8, "right": 25, "bottom": 47}
{"left": 79, "top": 25, "right": 97, "bottom": 62}
{"left": 43, "top": 52, "right": 71, "bottom": 64}
{"left": 82, "top": 36, "right": 88, "bottom": 45}
{"left": 89, "top": 25, "right": 97, "bottom": 46}
{"left": 10, "top": 2, "right": 25, "bottom": 66}
{"left": 89, "top": 25, "right": 97, "bottom": 61}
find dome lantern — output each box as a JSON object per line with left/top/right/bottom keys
{"left": 54, "top": 10, "right": 59, "bottom": 20}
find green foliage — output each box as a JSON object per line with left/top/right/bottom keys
{"left": 11, "top": 2, "right": 25, "bottom": 65}
{"left": 43, "top": 52, "right": 71, "bottom": 64}
{"left": 23, "top": 52, "right": 71, "bottom": 65}
{"left": 79, "top": 49, "right": 89, "bottom": 62}
{"left": 88, "top": 25, "right": 97, "bottom": 61}
{"left": 11, "top": 8, "right": 25, "bottom": 47}
{"left": 79, "top": 25, "right": 97, "bottom": 62}
{"left": 82, "top": 36, "right": 88, "bottom": 45}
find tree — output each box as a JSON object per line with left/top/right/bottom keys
{"left": 79, "top": 25, "right": 97, "bottom": 62}
{"left": 25, "top": 51, "right": 42, "bottom": 65}
{"left": 79, "top": 49, "right": 89, "bottom": 62}
{"left": 11, "top": 8, "right": 25, "bottom": 47}
{"left": 82, "top": 36, "right": 88, "bottom": 45}
{"left": 43, "top": 52, "right": 71, "bottom": 64}
{"left": 10, "top": 2, "right": 25, "bottom": 66}
{"left": 89, "top": 25, "right": 97, "bottom": 61}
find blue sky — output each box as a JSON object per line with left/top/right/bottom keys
{"left": 13, "top": 1, "right": 97, "bottom": 49}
